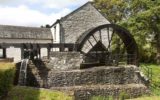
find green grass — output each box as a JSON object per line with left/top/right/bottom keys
{"left": 0, "top": 62, "right": 15, "bottom": 98}
{"left": 128, "top": 96, "right": 160, "bottom": 100}
{"left": 124, "top": 63, "right": 160, "bottom": 100}
{"left": 0, "top": 62, "right": 72, "bottom": 100}
{"left": 0, "top": 62, "right": 15, "bottom": 71}
{"left": 5, "top": 86, "right": 72, "bottom": 100}
{"left": 140, "top": 63, "right": 160, "bottom": 96}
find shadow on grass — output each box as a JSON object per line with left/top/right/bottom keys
{"left": 5, "top": 86, "right": 72, "bottom": 100}
{"left": 30, "top": 59, "right": 50, "bottom": 88}
{"left": 6, "top": 60, "right": 72, "bottom": 100}
{"left": 5, "top": 86, "right": 40, "bottom": 100}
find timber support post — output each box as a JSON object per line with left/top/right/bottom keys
{"left": 2, "top": 48, "right": 6, "bottom": 58}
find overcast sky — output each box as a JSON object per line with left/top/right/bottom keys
{"left": 0, "top": 0, "right": 91, "bottom": 27}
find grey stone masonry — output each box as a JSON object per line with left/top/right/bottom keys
{"left": 51, "top": 84, "right": 149, "bottom": 100}
{"left": 47, "top": 66, "right": 141, "bottom": 87}
{"left": 26, "top": 59, "right": 150, "bottom": 99}
{"left": 60, "top": 2, "right": 110, "bottom": 43}
{"left": 46, "top": 52, "right": 83, "bottom": 70}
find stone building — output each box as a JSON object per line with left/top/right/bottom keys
{"left": 51, "top": 2, "right": 110, "bottom": 44}
{"left": 0, "top": 25, "right": 52, "bottom": 62}
{"left": 0, "top": 2, "right": 110, "bottom": 62}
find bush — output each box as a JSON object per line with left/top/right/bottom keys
{"left": 0, "top": 63, "right": 15, "bottom": 98}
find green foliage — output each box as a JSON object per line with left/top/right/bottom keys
{"left": 94, "top": 0, "right": 160, "bottom": 63}
{"left": 0, "top": 63, "right": 15, "bottom": 98}
{"left": 92, "top": 96, "right": 113, "bottom": 100}
{"left": 5, "top": 86, "right": 72, "bottom": 100}
{"left": 119, "top": 91, "right": 130, "bottom": 100}
{"left": 94, "top": 0, "right": 129, "bottom": 23}
{"left": 129, "top": 96, "right": 160, "bottom": 100}
{"left": 92, "top": 91, "right": 130, "bottom": 100}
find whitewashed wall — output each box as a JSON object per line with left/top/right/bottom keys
{"left": 51, "top": 23, "right": 60, "bottom": 51}
{"left": 51, "top": 23, "right": 60, "bottom": 43}
{"left": 6, "top": 47, "right": 21, "bottom": 62}
{"left": 5, "top": 47, "right": 48, "bottom": 63}
{"left": 40, "top": 48, "right": 48, "bottom": 58}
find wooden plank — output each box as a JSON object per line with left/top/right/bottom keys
{"left": 0, "top": 43, "right": 76, "bottom": 49}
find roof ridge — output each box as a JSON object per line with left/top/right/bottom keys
{"left": 60, "top": 1, "right": 93, "bottom": 22}
{"left": 0, "top": 24, "right": 49, "bottom": 29}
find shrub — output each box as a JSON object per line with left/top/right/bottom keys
{"left": 0, "top": 63, "right": 15, "bottom": 98}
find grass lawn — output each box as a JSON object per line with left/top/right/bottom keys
{"left": 0, "top": 62, "right": 15, "bottom": 70}
{"left": 0, "top": 62, "right": 72, "bottom": 100}
{"left": 128, "top": 63, "right": 160, "bottom": 100}
{"left": 140, "top": 63, "right": 160, "bottom": 96}
{"left": 0, "top": 62, "right": 15, "bottom": 99}
{"left": 5, "top": 86, "right": 72, "bottom": 100}
{"left": 128, "top": 96, "right": 160, "bottom": 100}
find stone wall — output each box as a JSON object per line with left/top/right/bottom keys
{"left": 26, "top": 52, "right": 142, "bottom": 88}
{"left": 50, "top": 84, "right": 149, "bottom": 100}
{"left": 24, "top": 51, "right": 149, "bottom": 99}
{"left": 46, "top": 52, "right": 83, "bottom": 70}
{"left": 61, "top": 2, "right": 110, "bottom": 43}
{"left": 73, "top": 84, "right": 149, "bottom": 100}
{"left": 47, "top": 66, "right": 140, "bottom": 87}
{"left": 25, "top": 59, "right": 149, "bottom": 99}
{"left": 26, "top": 62, "right": 142, "bottom": 88}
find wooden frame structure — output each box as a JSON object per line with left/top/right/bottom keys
{"left": 0, "top": 24, "right": 139, "bottom": 65}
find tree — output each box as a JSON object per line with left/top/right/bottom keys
{"left": 121, "top": 3, "right": 160, "bottom": 63}
{"left": 94, "top": 0, "right": 129, "bottom": 23}
{"left": 94, "top": 0, "right": 160, "bottom": 63}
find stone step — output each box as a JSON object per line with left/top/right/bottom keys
{"left": 48, "top": 66, "right": 141, "bottom": 87}
{"left": 50, "top": 84, "right": 149, "bottom": 100}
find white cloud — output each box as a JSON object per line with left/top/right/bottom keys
{"left": 0, "top": 0, "right": 92, "bottom": 27}
{"left": 0, "top": 5, "right": 71, "bottom": 27}
{"left": 26, "top": 0, "right": 89, "bottom": 9}
{"left": 0, "top": 0, "right": 90, "bottom": 9}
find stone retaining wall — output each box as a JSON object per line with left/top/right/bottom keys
{"left": 25, "top": 59, "right": 149, "bottom": 99}
{"left": 47, "top": 66, "right": 140, "bottom": 87}
{"left": 73, "top": 84, "right": 149, "bottom": 100}
{"left": 26, "top": 58, "right": 142, "bottom": 88}
{"left": 50, "top": 84, "right": 149, "bottom": 100}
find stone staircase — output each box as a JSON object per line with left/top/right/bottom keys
{"left": 26, "top": 59, "right": 50, "bottom": 88}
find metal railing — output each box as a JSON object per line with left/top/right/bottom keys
{"left": 105, "top": 54, "right": 137, "bottom": 66}
{"left": 140, "top": 65, "right": 153, "bottom": 81}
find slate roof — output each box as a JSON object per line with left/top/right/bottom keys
{"left": 51, "top": 1, "right": 108, "bottom": 27}
{"left": 0, "top": 25, "right": 52, "bottom": 40}
{"left": 60, "top": 2, "right": 107, "bottom": 22}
